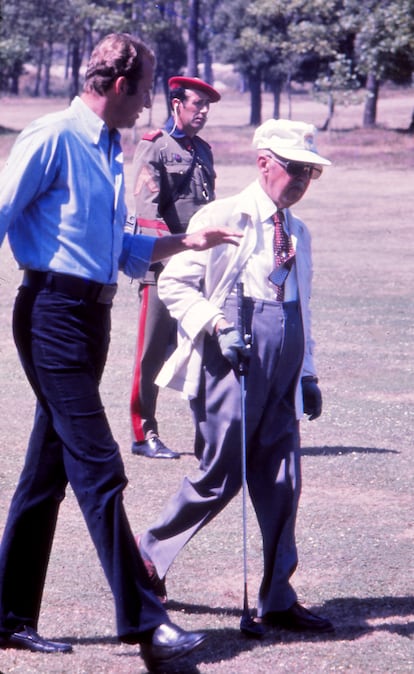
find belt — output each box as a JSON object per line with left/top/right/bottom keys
{"left": 22, "top": 270, "right": 118, "bottom": 305}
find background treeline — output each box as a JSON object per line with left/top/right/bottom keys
{"left": 1, "top": 0, "right": 413, "bottom": 129}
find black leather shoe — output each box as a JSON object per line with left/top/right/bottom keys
{"left": 140, "top": 622, "right": 206, "bottom": 670}
{"left": 1, "top": 626, "right": 72, "bottom": 653}
{"left": 264, "top": 602, "right": 334, "bottom": 633}
{"left": 136, "top": 535, "right": 168, "bottom": 603}
{"left": 131, "top": 436, "right": 180, "bottom": 459}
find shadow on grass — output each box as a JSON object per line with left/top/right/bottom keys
{"left": 54, "top": 595, "right": 412, "bottom": 673}
{"left": 130, "top": 594, "right": 413, "bottom": 671}
{"left": 321, "top": 595, "right": 413, "bottom": 638}
{"left": 0, "top": 126, "right": 17, "bottom": 135}
{"left": 171, "top": 593, "right": 412, "bottom": 624}
{"left": 170, "top": 593, "right": 413, "bottom": 647}
{"left": 177, "top": 446, "right": 400, "bottom": 459}
{"left": 302, "top": 445, "right": 399, "bottom": 456}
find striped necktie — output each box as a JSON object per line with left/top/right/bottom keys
{"left": 270, "top": 210, "right": 295, "bottom": 301}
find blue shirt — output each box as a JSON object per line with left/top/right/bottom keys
{"left": 0, "top": 96, "right": 154, "bottom": 283}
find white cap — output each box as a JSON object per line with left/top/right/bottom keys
{"left": 252, "top": 118, "right": 331, "bottom": 166}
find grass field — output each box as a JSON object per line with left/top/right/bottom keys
{"left": 0, "top": 88, "right": 413, "bottom": 673}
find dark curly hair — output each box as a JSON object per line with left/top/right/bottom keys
{"left": 83, "top": 33, "right": 155, "bottom": 96}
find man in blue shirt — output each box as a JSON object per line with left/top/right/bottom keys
{"left": 0, "top": 32, "right": 240, "bottom": 670}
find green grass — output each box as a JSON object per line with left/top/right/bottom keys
{"left": 0, "top": 90, "right": 413, "bottom": 673}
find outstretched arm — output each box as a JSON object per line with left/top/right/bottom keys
{"left": 151, "top": 225, "right": 242, "bottom": 262}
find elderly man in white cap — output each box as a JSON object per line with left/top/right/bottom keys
{"left": 136, "top": 119, "right": 335, "bottom": 634}
{"left": 130, "top": 76, "right": 221, "bottom": 460}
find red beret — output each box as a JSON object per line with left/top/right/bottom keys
{"left": 168, "top": 76, "right": 221, "bottom": 102}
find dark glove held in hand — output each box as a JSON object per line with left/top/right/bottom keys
{"left": 217, "top": 326, "right": 250, "bottom": 371}
{"left": 302, "top": 376, "right": 322, "bottom": 420}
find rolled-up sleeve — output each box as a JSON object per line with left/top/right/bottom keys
{"left": 119, "top": 232, "right": 155, "bottom": 278}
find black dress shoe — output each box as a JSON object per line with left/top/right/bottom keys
{"left": 136, "top": 535, "right": 168, "bottom": 603}
{"left": 264, "top": 602, "right": 334, "bottom": 633}
{"left": 140, "top": 622, "right": 206, "bottom": 670}
{"left": 2, "top": 626, "right": 72, "bottom": 653}
{"left": 131, "top": 436, "right": 180, "bottom": 459}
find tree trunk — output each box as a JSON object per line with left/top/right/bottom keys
{"left": 407, "top": 108, "right": 414, "bottom": 133}
{"left": 70, "top": 40, "right": 81, "bottom": 101}
{"left": 41, "top": 42, "right": 54, "bottom": 97}
{"left": 320, "top": 93, "right": 335, "bottom": 131}
{"left": 10, "top": 73, "right": 19, "bottom": 95}
{"left": 203, "top": 48, "right": 213, "bottom": 85}
{"left": 286, "top": 73, "right": 293, "bottom": 120}
{"left": 33, "top": 48, "right": 43, "bottom": 97}
{"left": 162, "top": 74, "right": 171, "bottom": 119}
{"left": 363, "top": 72, "right": 380, "bottom": 128}
{"left": 187, "top": 0, "right": 199, "bottom": 76}
{"left": 270, "top": 78, "right": 284, "bottom": 119}
{"left": 249, "top": 73, "right": 262, "bottom": 126}
{"left": 10, "top": 61, "right": 21, "bottom": 94}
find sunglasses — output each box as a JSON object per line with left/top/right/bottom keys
{"left": 268, "top": 154, "right": 323, "bottom": 180}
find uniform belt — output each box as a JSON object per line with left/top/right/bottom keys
{"left": 22, "top": 270, "right": 118, "bottom": 305}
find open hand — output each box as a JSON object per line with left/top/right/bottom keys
{"left": 184, "top": 226, "right": 243, "bottom": 251}
{"left": 151, "top": 226, "right": 242, "bottom": 262}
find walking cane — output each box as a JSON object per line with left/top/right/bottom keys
{"left": 236, "top": 282, "right": 264, "bottom": 638}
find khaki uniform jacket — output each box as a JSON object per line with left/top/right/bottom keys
{"left": 133, "top": 128, "right": 216, "bottom": 236}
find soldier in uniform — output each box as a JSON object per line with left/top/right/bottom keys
{"left": 130, "top": 76, "right": 221, "bottom": 459}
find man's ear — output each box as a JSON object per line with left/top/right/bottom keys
{"left": 172, "top": 97, "right": 180, "bottom": 114}
{"left": 115, "top": 76, "right": 128, "bottom": 94}
{"left": 257, "top": 154, "right": 269, "bottom": 174}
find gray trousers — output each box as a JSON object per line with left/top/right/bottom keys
{"left": 141, "top": 297, "right": 304, "bottom": 614}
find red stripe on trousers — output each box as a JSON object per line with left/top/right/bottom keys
{"left": 130, "top": 284, "right": 150, "bottom": 442}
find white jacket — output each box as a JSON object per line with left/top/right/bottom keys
{"left": 156, "top": 179, "right": 317, "bottom": 418}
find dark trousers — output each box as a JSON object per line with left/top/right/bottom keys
{"left": 141, "top": 297, "right": 304, "bottom": 615}
{"left": 0, "top": 284, "right": 166, "bottom": 641}
{"left": 130, "top": 283, "right": 176, "bottom": 441}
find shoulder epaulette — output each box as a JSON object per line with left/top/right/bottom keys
{"left": 141, "top": 129, "right": 164, "bottom": 142}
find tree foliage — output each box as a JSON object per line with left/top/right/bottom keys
{"left": 0, "top": 0, "right": 413, "bottom": 128}
{"left": 313, "top": 54, "right": 362, "bottom": 129}
{"left": 342, "top": 0, "right": 414, "bottom": 126}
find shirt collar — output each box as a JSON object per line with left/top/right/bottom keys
{"left": 235, "top": 180, "right": 290, "bottom": 232}
{"left": 254, "top": 180, "right": 285, "bottom": 224}
{"left": 70, "top": 96, "right": 119, "bottom": 147}
{"left": 164, "top": 116, "right": 189, "bottom": 141}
